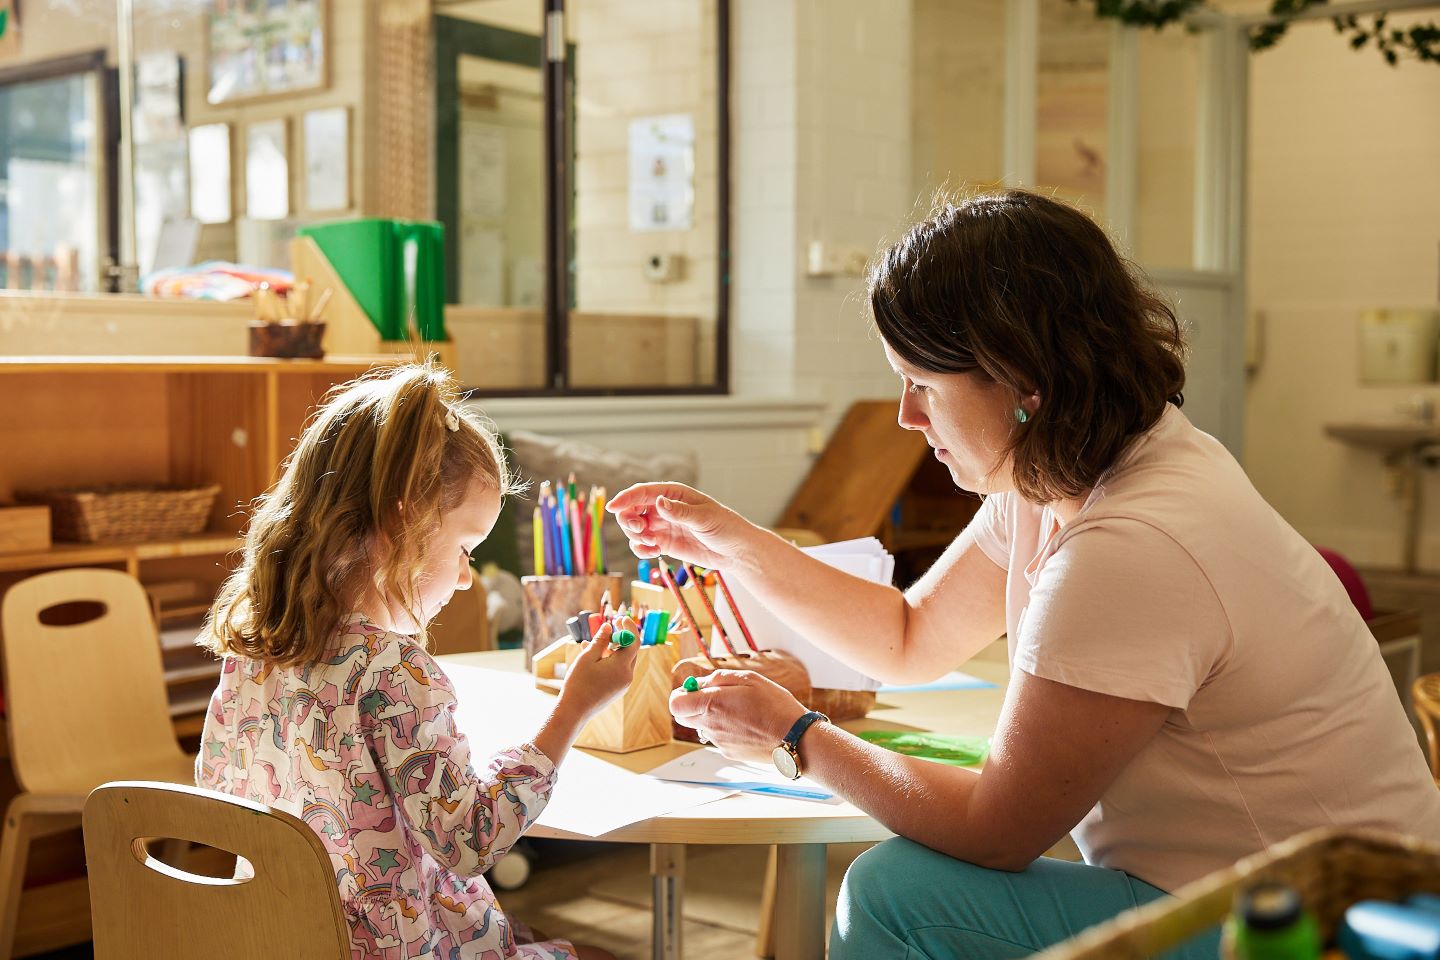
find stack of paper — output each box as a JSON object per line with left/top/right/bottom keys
{"left": 710, "top": 537, "right": 892, "bottom": 691}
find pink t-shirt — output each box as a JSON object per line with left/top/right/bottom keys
{"left": 971, "top": 404, "right": 1440, "bottom": 891}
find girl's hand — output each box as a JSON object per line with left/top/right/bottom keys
{"left": 668, "top": 670, "right": 808, "bottom": 765}
{"left": 606, "top": 483, "right": 759, "bottom": 570}
{"left": 558, "top": 618, "right": 640, "bottom": 721}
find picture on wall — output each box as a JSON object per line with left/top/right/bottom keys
{"left": 245, "top": 119, "right": 289, "bottom": 221}
{"left": 302, "top": 106, "right": 349, "bottom": 212}
{"left": 188, "top": 123, "right": 232, "bottom": 224}
{"left": 207, "top": 0, "right": 328, "bottom": 105}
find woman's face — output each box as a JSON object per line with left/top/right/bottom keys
{"left": 884, "top": 342, "right": 1023, "bottom": 495}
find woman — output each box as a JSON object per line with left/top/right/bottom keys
{"left": 607, "top": 191, "right": 1440, "bottom": 958}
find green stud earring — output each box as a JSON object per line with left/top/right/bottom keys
{"left": 1014, "top": 407, "right": 1030, "bottom": 424}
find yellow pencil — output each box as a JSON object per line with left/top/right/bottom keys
{"left": 532, "top": 506, "right": 545, "bottom": 575}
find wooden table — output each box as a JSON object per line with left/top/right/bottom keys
{"left": 439, "top": 649, "right": 1010, "bottom": 960}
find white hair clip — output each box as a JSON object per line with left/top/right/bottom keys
{"left": 444, "top": 408, "right": 460, "bottom": 432}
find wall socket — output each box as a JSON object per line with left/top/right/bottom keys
{"left": 806, "top": 240, "right": 870, "bottom": 278}
{"left": 645, "top": 253, "right": 685, "bottom": 283}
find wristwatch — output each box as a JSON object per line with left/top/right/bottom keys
{"left": 772, "top": 710, "right": 829, "bottom": 781}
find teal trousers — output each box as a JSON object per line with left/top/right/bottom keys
{"left": 830, "top": 838, "right": 1221, "bottom": 959}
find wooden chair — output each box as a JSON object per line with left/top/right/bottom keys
{"left": 1414, "top": 673, "right": 1440, "bottom": 786}
{"left": 0, "top": 568, "right": 197, "bottom": 957}
{"left": 83, "top": 781, "right": 348, "bottom": 959}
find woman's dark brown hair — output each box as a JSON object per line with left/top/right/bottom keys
{"left": 869, "top": 189, "right": 1186, "bottom": 503}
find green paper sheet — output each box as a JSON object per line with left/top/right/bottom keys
{"left": 858, "top": 730, "right": 990, "bottom": 767}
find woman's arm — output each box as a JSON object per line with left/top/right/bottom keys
{"left": 671, "top": 669, "right": 1170, "bottom": 869}
{"left": 609, "top": 483, "right": 1007, "bottom": 683}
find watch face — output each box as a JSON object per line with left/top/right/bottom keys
{"left": 772, "top": 745, "right": 798, "bottom": 780}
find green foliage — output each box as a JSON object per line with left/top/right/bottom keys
{"left": 1071, "top": 0, "right": 1440, "bottom": 66}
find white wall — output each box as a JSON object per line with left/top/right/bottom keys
{"left": 1242, "top": 12, "right": 1440, "bottom": 570}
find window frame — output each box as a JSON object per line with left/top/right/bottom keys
{"left": 434, "top": 0, "right": 731, "bottom": 398}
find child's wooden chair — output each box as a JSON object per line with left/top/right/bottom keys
{"left": 0, "top": 568, "right": 199, "bottom": 957}
{"left": 83, "top": 781, "right": 348, "bottom": 959}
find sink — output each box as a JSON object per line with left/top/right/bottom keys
{"left": 1324, "top": 422, "right": 1440, "bottom": 455}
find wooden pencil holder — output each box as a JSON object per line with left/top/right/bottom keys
{"left": 631, "top": 579, "right": 715, "bottom": 661}
{"left": 521, "top": 573, "right": 625, "bottom": 668}
{"left": 532, "top": 635, "right": 681, "bottom": 753}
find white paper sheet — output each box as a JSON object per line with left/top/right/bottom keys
{"left": 646, "top": 748, "right": 838, "bottom": 803}
{"left": 444, "top": 662, "right": 737, "bottom": 837}
{"left": 711, "top": 538, "right": 893, "bottom": 691}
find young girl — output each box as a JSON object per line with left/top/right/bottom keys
{"left": 197, "top": 364, "right": 633, "bottom": 960}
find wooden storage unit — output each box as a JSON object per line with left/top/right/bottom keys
{"left": 0, "top": 355, "right": 386, "bottom": 956}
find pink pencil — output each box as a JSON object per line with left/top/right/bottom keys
{"left": 568, "top": 497, "right": 585, "bottom": 576}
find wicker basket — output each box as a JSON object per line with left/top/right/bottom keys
{"left": 1037, "top": 830, "right": 1440, "bottom": 960}
{"left": 19, "top": 485, "right": 221, "bottom": 543}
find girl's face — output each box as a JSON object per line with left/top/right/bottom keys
{"left": 409, "top": 476, "right": 503, "bottom": 629}
{"left": 884, "top": 341, "right": 1025, "bottom": 495}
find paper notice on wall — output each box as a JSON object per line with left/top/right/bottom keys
{"left": 460, "top": 226, "right": 505, "bottom": 306}
{"left": 461, "top": 123, "right": 507, "bottom": 222}
{"left": 710, "top": 538, "right": 893, "bottom": 691}
{"left": 628, "top": 114, "right": 694, "bottom": 232}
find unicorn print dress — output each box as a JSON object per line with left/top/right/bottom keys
{"left": 197, "top": 614, "right": 577, "bottom": 960}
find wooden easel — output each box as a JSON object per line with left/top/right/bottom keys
{"left": 290, "top": 236, "right": 457, "bottom": 369}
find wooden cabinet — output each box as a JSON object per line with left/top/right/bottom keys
{"left": 0, "top": 356, "right": 383, "bottom": 956}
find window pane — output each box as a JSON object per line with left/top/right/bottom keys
{"left": 569, "top": 0, "right": 719, "bottom": 390}
{"left": 911, "top": 0, "right": 1006, "bottom": 201}
{"left": 1135, "top": 28, "right": 1200, "bottom": 269}
{"left": 0, "top": 70, "right": 100, "bottom": 291}
{"left": 1036, "top": 0, "right": 1109, "bottom": 221}
{"left": 437, "top": 0, "right": 550, "bottom": 391}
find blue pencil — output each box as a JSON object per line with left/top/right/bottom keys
{"left": 556, "top": 486, "right": 574, "bottom": 575}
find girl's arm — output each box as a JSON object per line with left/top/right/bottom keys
{"left": 371, "top": 626, "right": 637, "bottom": 877}
{"left": 609, "top": 483, "right": 1007, "bottom": 683}
{"left": 368, "top": 662, "right": 558, "bottom": 878}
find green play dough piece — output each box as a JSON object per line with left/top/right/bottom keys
{"left": 611, "top": 629, "right": 637, "bottom": 647}
{"left": 682, "top": 676, "right": 700, "bottom": 692}
{"left": 858, "top": 731, "right": 990, "bottom": 766}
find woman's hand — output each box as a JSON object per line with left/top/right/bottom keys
{"left": 558, "top": 618, "right": 640, "bottom": 722}
{"left": 606, "top": 483, "right": 761, "bottom": 570}
{"left": 668, "top": 670, "right": 809, "bottom": 765}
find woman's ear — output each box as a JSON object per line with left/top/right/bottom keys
{"left": 1020, "top": 392, "right": 1041, "bottom": 417}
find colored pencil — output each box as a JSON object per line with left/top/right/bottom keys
{"left": 712, "top": 570, "right": 761, "bottom": 653}
{"left": 683, "top": 562, "right": 745, "bottom": 657}
{"left": 657, "top": 557, "right": 717, "bottom": 667}
{"left": 532, "top": 506, "right": 545, "bottom": 576}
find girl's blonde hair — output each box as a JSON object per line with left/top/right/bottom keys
{"left": 203, "top": 363, "right": 521, "bottom": 665}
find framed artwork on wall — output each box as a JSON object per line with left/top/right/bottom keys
{"left": 302, "top": 105, "right": 349, "bottom": 212}
{"left": 188, "top": 122, "right": 232, "bottom": 224}
{"left": 245, "top": 118, "right": 289, "bottom": 221}
{"left": 207, "top": 0, "right": 328, "bottom": 105}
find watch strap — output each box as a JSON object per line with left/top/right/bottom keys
{"left": 782, "top": 710, "right": 828, "bottom": 750}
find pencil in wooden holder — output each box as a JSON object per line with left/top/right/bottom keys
{"left": 712, "top": 569, "right": 762, "bottom": 653}
{"left": 520, "top": 573, "right": 624, "bottom": 668}
{"left": 657, "top": 557, "right": 718, "bottom": 667}
{"left": 682, "top": 562, "right": 746, "bottom": 658}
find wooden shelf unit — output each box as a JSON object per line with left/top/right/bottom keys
{"left": 0, "top": 355, "right": 393, "bottom": 957}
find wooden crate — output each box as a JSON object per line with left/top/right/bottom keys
{"left": 0, "top": 505, "right": 49, "bottom": 554}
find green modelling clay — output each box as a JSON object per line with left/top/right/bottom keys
{"left": 682, "top": 676, "right": 700, "bottom": 692}
{"left": 858, "top": 731, "right": 990, "bottom": 767}
{"left": 611, "top": 629, "right": 637, "bottom": 648}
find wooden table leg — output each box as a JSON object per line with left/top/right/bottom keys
{"left": 651, "top": 842, "right": 685, "bottom": 960}
{"left": 773, "top": 843, "right": 827, "bottom": 960}
{"left": 755, "top": 845, "right": 778, "bottom": 958}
